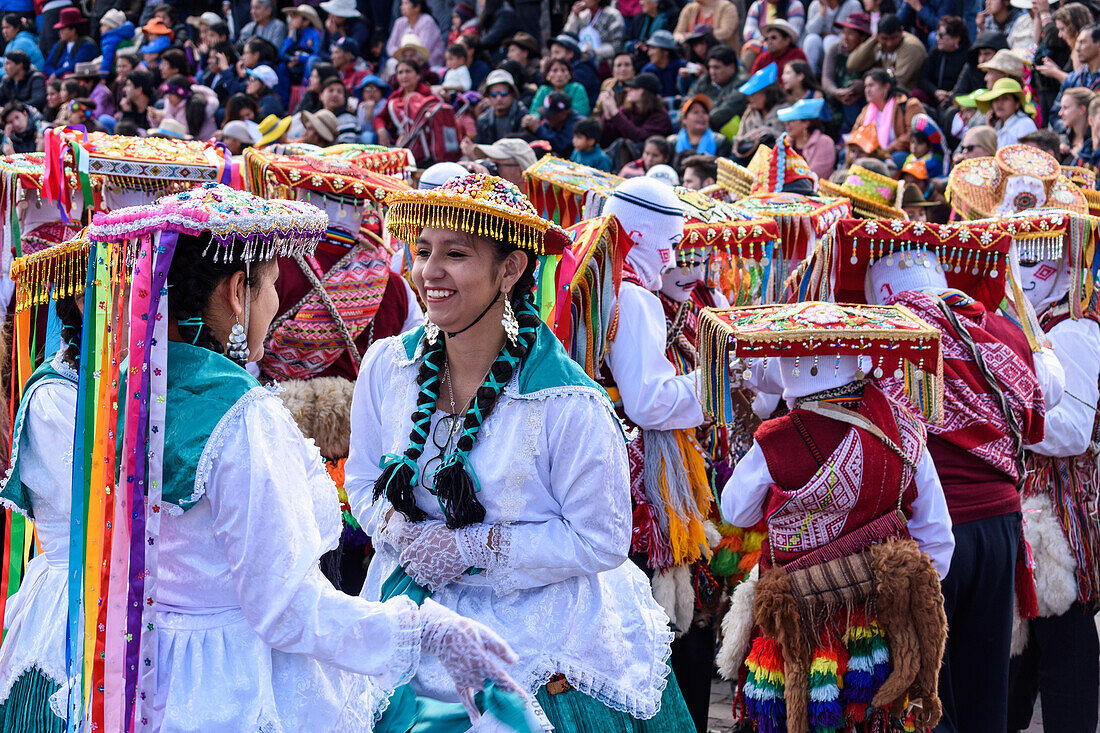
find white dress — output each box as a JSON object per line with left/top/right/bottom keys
{"left": 151, "top": 385, "right": 424, "bottom": 732}
{"left": 345, "top": 335, "right": 674, "bottom": 723}
{"left": 0, "top": 353, "right": 77, "bottom": 718}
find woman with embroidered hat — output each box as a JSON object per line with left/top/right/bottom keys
{"left": 48, "top": 184, "right": 521, "bottom": 731}
{"left": 345, "top": 173, "right": 691, "bottom": 730}
{"left": 975, "top": 76, "right": 1037, "bottom": 148}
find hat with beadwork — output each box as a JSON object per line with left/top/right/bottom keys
{"left": 386, "top": 173, "right": 569, "bottom": 255}
{"left": 697, "top": 301, "right": 943, "bottom": 423}
{"left": 10, "top": 226, "right": 91, "bottom": 313}
{"left": 947, "top": 143, "right": 1088, "bottom": 219}
{"left": 746, "top": 133, "right": 817, "bottom": 194}
{"left": 818, "top": 164, "right": 905, "bottom": 219}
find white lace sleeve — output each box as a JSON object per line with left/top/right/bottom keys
{"left": 473, "top": 393, "right": 631, "bottom": 593}
{"left": 204, "top": 392, "right": 421, "bottom": 689}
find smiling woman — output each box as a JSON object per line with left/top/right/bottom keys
{"left": 346, "top": 173, "right": 693, "bottom": 731}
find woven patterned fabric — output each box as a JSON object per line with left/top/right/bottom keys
{"left": 263, "top": 250, "right": 390, "bottom": 380}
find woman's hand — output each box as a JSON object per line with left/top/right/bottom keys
{"left": 934, "top": 89, "right": 953, "bottom": 105}
{"left": 521, "top": 113, "right": 541, "bottom": 132}
{"left": 377, "top": 128, "right": 392, "bottom": 146}
{"left": 400, "top": 522, "right": 499, "bottom": 590}
{"left": 600, "top": 90, "right": 618, "bottom": 117}
{"left": 1037, "top": 56, "right": 1063, "bottom": 78}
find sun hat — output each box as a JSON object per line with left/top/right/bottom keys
{"left": 739, "top": 62, "right": 778, "bottom": 95}
{"left": 900, "top": 183, "right": 936, "bottom": 207}
{"left": 472, "top": 138, "right": 538, "bottom": 170}
{"left": 141, "top": 17, "right": 173, "bottom": 38}
{"left": 777, "top": 97, "right": 825, "bottom": 121}
{"left": 54, "top": 7, "right": 86, "bottom": 29}
{"left": 256, "top": 114, "right": 292, "bottom": 147}
{"left": 835, "top": 11, "right": 871, "bottom": 34}
{"left": 319, "top": 0, "right": 362, "bottom": 18}
{"left": 302, "top": 109, "right": 338, "bottom": 144}
{"left": 386, "top": 173, "right": 569, "bottom": 255}
{"left": 483, "top": 69, "right": 517, "bottom": 95}
{"left": 947, "top": 144, "right": 1087, "bottom": 218}
{"left": 418, "top": 162, "right": 468, "bottom": 190}
{"left": 246, "top": 64, "right": 279, "bottom": 89}
{"left": 974, "top": 77, "right": 1035, "bottom": 116}
{"left": 222, "top": 119, "right": 262, "bottom": 145}
{"left": 354, "top": 73, "right": 390, "bottom": 94}
{"left": 977, "top": 48, "right": 1028, "bottom": 81}
{"left": 680, "top": 93, "right": 712, "bottom": 119}
{"left": 646, "top": 29, "right": 678, "bottom": 50}
{"left": 150, "top": 118, "right": 192, "bottom": 140}
{"left": 283, "top": 5, "right": 323, "bottom": 30}
{"left": 70, "top": 59, "right": 103, "bottom": 79}
{"left": 763, "top": 18, "right": 799, "bottom": 41}
{"left": 395, "top": 32, "right": 429, "bottom": 63}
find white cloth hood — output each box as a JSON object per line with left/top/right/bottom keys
{"left": 605, "top": 177, "right": 683, "bottom": 291}
{"left": 1018, "top": 258, "right": 1071, "bottom": 315}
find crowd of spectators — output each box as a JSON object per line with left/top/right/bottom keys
{"left": 0, "top": 0, "right": 1096, "bottom": 215}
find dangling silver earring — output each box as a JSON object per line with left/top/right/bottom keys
{"left": 424, "top": 321, "right": 440, "bottom": 345}
{"left": 501, "top": 293, "right": 518, "bottom": 347}
{"left": 226, "top": 317, "right": 249, "bottom": 364}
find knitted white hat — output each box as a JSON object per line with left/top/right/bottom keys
{"left": 605, "top": 177, "right": 683, "bottom": 290}
{"left": 865, "top": 249, "right": 949, "bottom": 304}
{"left": 418, "top": 162, "right": 468, "bottom": 190}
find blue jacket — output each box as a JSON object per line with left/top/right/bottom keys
{"left": 100, "top": 22, "right": 136, "bottom": 75}
{"left": 280, "top": 26, "right": 321, "bottom": 62}
{"left": 0, "top": 31, "right": 44, "bottom": 77}
{"left": 42, "top": 35, "right": 98, "bottom": 78}
{"left": 571, "top": 145, "right": 612, "bottom": 172}
{"left": 897, "top": 0, "right": 956, "bottom": 35}
{"left": 535, "top": 110, "right": 582, "bottom": 158}
{"left": 641, "top": 58, "right": 686, "bottom": 98}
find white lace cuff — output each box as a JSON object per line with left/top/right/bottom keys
{"left": 457, "top": 524, "right": 507, "bottom": 573}
{"left": 385, "top": 595, "right": 424, "bottom": 690}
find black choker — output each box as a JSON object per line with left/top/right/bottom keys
{"left": 445, "top": 291, "right": 500, "bottom": 338}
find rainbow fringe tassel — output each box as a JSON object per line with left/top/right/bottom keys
{"left": 744, "top": 636, "right": 786, "bottom": 733}
{"left": 808, "top": 633, "right": 847, "bottom": 733}
{"left": 840, "top": 611, "right": 891, "bottom": 722}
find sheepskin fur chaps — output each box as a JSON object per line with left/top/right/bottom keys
{"left": 276, "top": 376, "right": 356, "bottom": 459}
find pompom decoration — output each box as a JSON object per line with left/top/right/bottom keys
{"left": 840, "top": 610, "right": 891, "bottom": 722}
{"left": 807, "top": 632, "right": 848, "bottom": 733}
{"left": 743, "top": 636, "right": 787, "bottom": 733}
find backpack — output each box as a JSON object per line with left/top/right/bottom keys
{"left": 396, "top": 94, "right": 461, "bottom": 164}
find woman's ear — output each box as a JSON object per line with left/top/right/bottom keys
{"left": 500, "top": 250, "right": 528, "bottom": 294}
{"left": 223, "top": 269, "right": 249, "bottom": 320}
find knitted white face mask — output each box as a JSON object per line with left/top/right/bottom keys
{"left": 779, "top": 355, "right": 864, "bottom": 401}
{"left": 1017, "top": 258, "right": 1070, "bottom": 314}
{"left": 659, "top": 262, "right": 705, "bottom": 302}
{"left": 605, "top": 177, "right": 684, "bottom": 291}
{"left": 864, "top": 249, "right": 948, "bottom": 304}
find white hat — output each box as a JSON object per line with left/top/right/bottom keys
{"left": 150, "top": 118, "right": 191, "bottom": 140}
{"left": 646, "top": 164, "right": 680, "bottom": 187}
{"left": 320, "top": 0, "right": 362, "bottom": 18}
{"left": 604, "top": 177, "right": 683, "bottom": 291}
{"left": 246, "top": 64, "right": 279, "bottom": 89}
{"left": 222, "top": 119, "right": 261, "bottom": 145}
{"left": 864, "top": 249, "right": 949, "bottom": 305}
{"left": 419, "top": 161, "right": 468, "bottom": 190}
{"left": 472, "top": 138, "right": 537, "bottom": 170}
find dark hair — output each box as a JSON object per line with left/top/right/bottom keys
{"left": 209, "top": 21, "right": 230, "bottom": 38}
{"left": 114, "top": 119, "right": 138, "bottom": 136}
{"left": 643, "top": 134, "right": 673, "bottom": 162}
{"left": 244, "top": 37, "right": 278, "bottom": 66}
{"left": 1, "top": 13, "right": 24, "bottom": 30}
{"left": 167, "top": 231, "right": 269, "bottom": 355}
{"left": 153, "top": 3, "right": 177, "bottom": 24}
{"left": 878, "top": 13, "right": 902, "bottom": 34}
{"left": 707, "top": 45, "right": 738, "bottom": 66}
{"left": 127, "top": 69, "right": 156, "bottom": 100}
{"left": 545, "top": 56, "right": 573, "bottom": 81}
{"left": 321, "top": 74, "right": 348, "bottom": 96}
{"left": 224, "top": 92, "right": 259, "bottom": 121}
{"left": 446, "top": 43, "right": 467, "bottom": 58}
{"left": 165, "top": 74, "right": 207, "bottom": 135}
{"left": 1018, "top": 128, "right": 1061, "bottom": 157}
{"left": 1, "top": 100, "right": 25, "bottom": 121}
{"left": 57, "top": 292, "right": 83, "bottom": 368}
{"left": 404, "top": 0, "right": 428, "bottom": 11}
{"left": 3, "top": 49, "right": 28, "bottom": 71}
{"left": 682, "top": 153, "right": 718, "bottom": 183}
{"left": 311, "top": 61, "right": 336, "bottom": 82}
{"left": 395, "top": 58, "right": 423, "bottom": 78}
{"left": 374, "top": 236, "right": 539, "bottom": 529}
{"left": 62, "top": 78, "right": 86, "bottom": 98}
{"left": 785, "top": 60, "right": 820, "bottom": 93}
{"left": 574, "top": 117, "right": 601, "bottom": 140}
{"left": 938, "top": 15, "right": 969, "bottom": 46}
{"left": 160, "top": 48, "right": 190, "bottom": 76}
{"left": 497, "top": 58, "right": 526, "bottom": 87}
{"left": 213, "top": 40, "right": 238, "bottom": 65}
{"left": 1082, "top": 22, "right": 1100, "bottom": 44}
{"left": 864, "top": 67, "right": 897, "bottom": 97}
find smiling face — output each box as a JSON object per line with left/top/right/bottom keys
{"left": 411, "top": 228, "right": 527, "bottom": 335}
{"left": 683, "top": 103, "right": 709, "bottom": 133}
{"left": 781, "top": 63, "right": 800, "bottom": 92}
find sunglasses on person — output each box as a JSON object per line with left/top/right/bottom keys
{"left": 957, "top": 144, "right": 979, "bottom": 153}
{"left": 488, "top": 90, "right": 512, "bottom": 98}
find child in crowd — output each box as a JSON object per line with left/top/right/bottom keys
{"left": 571, "top": 117, "right": 613, "bottom": 171}
{"left": 434, "top": 43, "right": 472, "bottom": 100}
{"left": 448, "top": 2, "right": 479, "bottom": 45}
{"left": 620, "top": 134, "right": 673, "bottom": 177}
{"left": 906, "top": 113, "right": 947, "bottom": 178}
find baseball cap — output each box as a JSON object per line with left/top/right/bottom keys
{"left": 332, "top": 36, "right": 361, "bottom": 58}
{"left": 541, "top": 90, "right": 572, "bottom": 115}
{"left": 483, "top": 69, "right": 517, "bottom": 94}
{"left": 246, "top": 64, "right": 279, "bottom": 89}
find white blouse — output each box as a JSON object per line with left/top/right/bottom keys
{"left": 152, "top": 386, "right": 422, "bottom": 731}
{"left": 1029, "top": 317, "right": 1100, "bottom": 458}
{"left": 345, "top": 335, "right": 674, "bottom": 721}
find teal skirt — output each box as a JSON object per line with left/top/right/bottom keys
{"left": 0, "top": 667, "right": 63, "bottom": 733}
{"left": 534, "top": 669, "right": 693, "bottom": 733}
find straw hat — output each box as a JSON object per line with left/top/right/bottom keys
{"left": 395, "top": 33, "right": 430, "bottom": 64}
{"left": 283, "top": 4, "right": 323, "bottom": 30}
{"left": 947, "top": 144, "right": 1087, "bottom": 219}
{"left": 256, "top": 114, "right": 292, "bottom": 147}
{"left": 977, "top": 48, "right": 1028, "bottom": 81}
{"left": 302, "top": 109, "right": 338, "bottom": 144}
{"left": 818, "top": 165, "right": 906, "bottom": 218}
{"left": 974, "top": 77, "right": 1035, "bottom": 116}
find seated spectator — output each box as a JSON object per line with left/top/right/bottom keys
{"left": 436, "top": 43, "right": 473, "bottom": 98}
{"left": 374, "top": 59, "right": 439, "bottom": 152}
{"left": 802, "top": 0, "right": 862, "bottom": 72}
{"left": 294, "top": 61, "right": 336, "bottom": 113}
{"left": 977, "top": 0, "right": 1031, "bottom": 49}
{"left": 1059, "top": 86, "right": 1095, "bottom": 164}
{"left": 1, "top": 101, "right": 41, "bottom": 154}
{"left": 242, "top": 36, "right": 282, "bottom": 78}
{"left": 742, "top": 0, "right": 803, "bottom": 68}
{"left": 475, "top": 68, "right": 527, "bottom": 144}
{"left": 640, "top": 29, "right": 686, "bottom": 97}
{"left": 449, "top": 3, "right": 480, "bottom": 45}
{"left": 158, "top": 48, "right": 192, "bottom": 83}
{"left": 504, "top": 32, "right": 541, "bottom": 84}
{"left": 354, "top": 74, "right": 390, "bottom": 140}
{"left": 453, "top": 35, "right": 490, "bottom": 90}
{"left": 42, "top": 8, "right": 98, "bottom": 80}
{"left": 824, "top": 11, "right": 870, "bottom": 131}
{"left": 42, "top": 79, "right": 60, "bottom": 122}
{"left": 781, "top": 60, "right": 826, "bottom": 113}
{"left": 522, "top": 89, "right": 582, "bottom": 157}
{"left": 0, "top": 15, "right": 43, "bottom": 77}
{"left": 159, "top": 75, "right": 218, "bottom": 140}
{"left": 140, "top": 36, "right": 171, "bottom": 72}
{"left": 732, "top": 62, "right": 786, "bottom": 161}
{"left": 778, "top": 97, "right": 836, "bottom": 178}
{"left": 300, "top": 108, "right": 339, "bottom": 146}
{"left": 899, "top": 182, "right": 938, "bottom": 221}
{"left": 750, "top": 20, "right": 808, "bottom": 75}
{"left": 975, "top": 76, "right": 1037, "bottom": 147}
{"left": 237, "top": 0, "right": 288, "bottom": 53}
{"left": 476, "top": 0, "right": 521, "bottom": 54}
{"left": 950, "top": 30, "right": 1007, "bottom": 102}
{"left": 0, "top": 51, "right": 45, "bottom": 112}
{"left": 61, "top": 98, "right": 101, "bottom": 130}
{"left": 627, "top": 0, "right": 675, "bottom": 54}
{"left": 317, "top": 76, "right": 360, "bottom": 143}
{"left": 679, "top": 24, "right": 718, "bottom": 92}
{"left": 673, "top": 94, "right": 731, "bottom": 167}
{"left": 468, "top": 137, "right": 537, "bottom": 187}
{"left": 1035, "top": 3, "right": 1092, "bottom": 90}
{"left": 387, "top": 0, "right": 445, "bottom": 68}
{"left": 847, "top": 67, "right": 923, "bottom": 166}
{"left": 907, "top": 113, "right": 947, "bottom": 176}
{"left": 532, "top": 57, "right": 591, "bottom": 116}
{"left": 69, "top": 61, "right": 113, "bottom": 118}
{"left": 952, "top": 123, "right": 997, "bottom": 165}
{"left": 219, "top": 119, "right": 261, "bottom": 155}
{"left": 681, "top": 153, "right": 718, "bottom": 189}
{"left": 280, "top": 5, "right": 322, "bottom": 86}
{"left": 245, "top": 64, "right": 285, "bottom": 117}
{"left": 978, "top": 48, "right": 1026, "bottom": 89}
{"left": 846, "top": 13, "right": 926, "bottom": 92}
{"left": 596, "top": 52, "right": 636, "bottom": 115}
{"left": 319, "top": 0, "right": 371, "bottom": 61}
{"left": 620, "top": 133, "right": 672, "bottom": 176}
{"left": 674, "top": 0, "right": 739, "bottom": 49}
{"left": 97, "top": 10, "right": 135, "bottom": 76}
{"left": 598, "top": 72, "right": 674, "bottom": 154}
{"left": 1052, "top": 23, "right": 1100, "bottom": 126}
{"left": 1016, "top": 128, "right": 1061, "bottom": 158}
{"left": 920, "top": 16, "right": 970, "bottom": 108}
{"left": 331, "top": 37, "right": 370, "bottom": 91}
{"left": 689, "top": 45, "right": 745, "bottom": 135}
{"left": 117, "top": 69, "right": 156, "bottom": 131}
{"left": 571, "top": 117, "right": 612, "bottom": 170}
{"left": 563, "top": 0, "right": 626, "bottom": 63}
{"left": 546, "top": 34, "right": 601, "bottom": 106}
{"left": 225, "top": 93, "right": 260, "bottom": 124}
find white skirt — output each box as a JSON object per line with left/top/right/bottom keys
{"left": 0, "top": 554, "right": 68, "bottom": 717}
